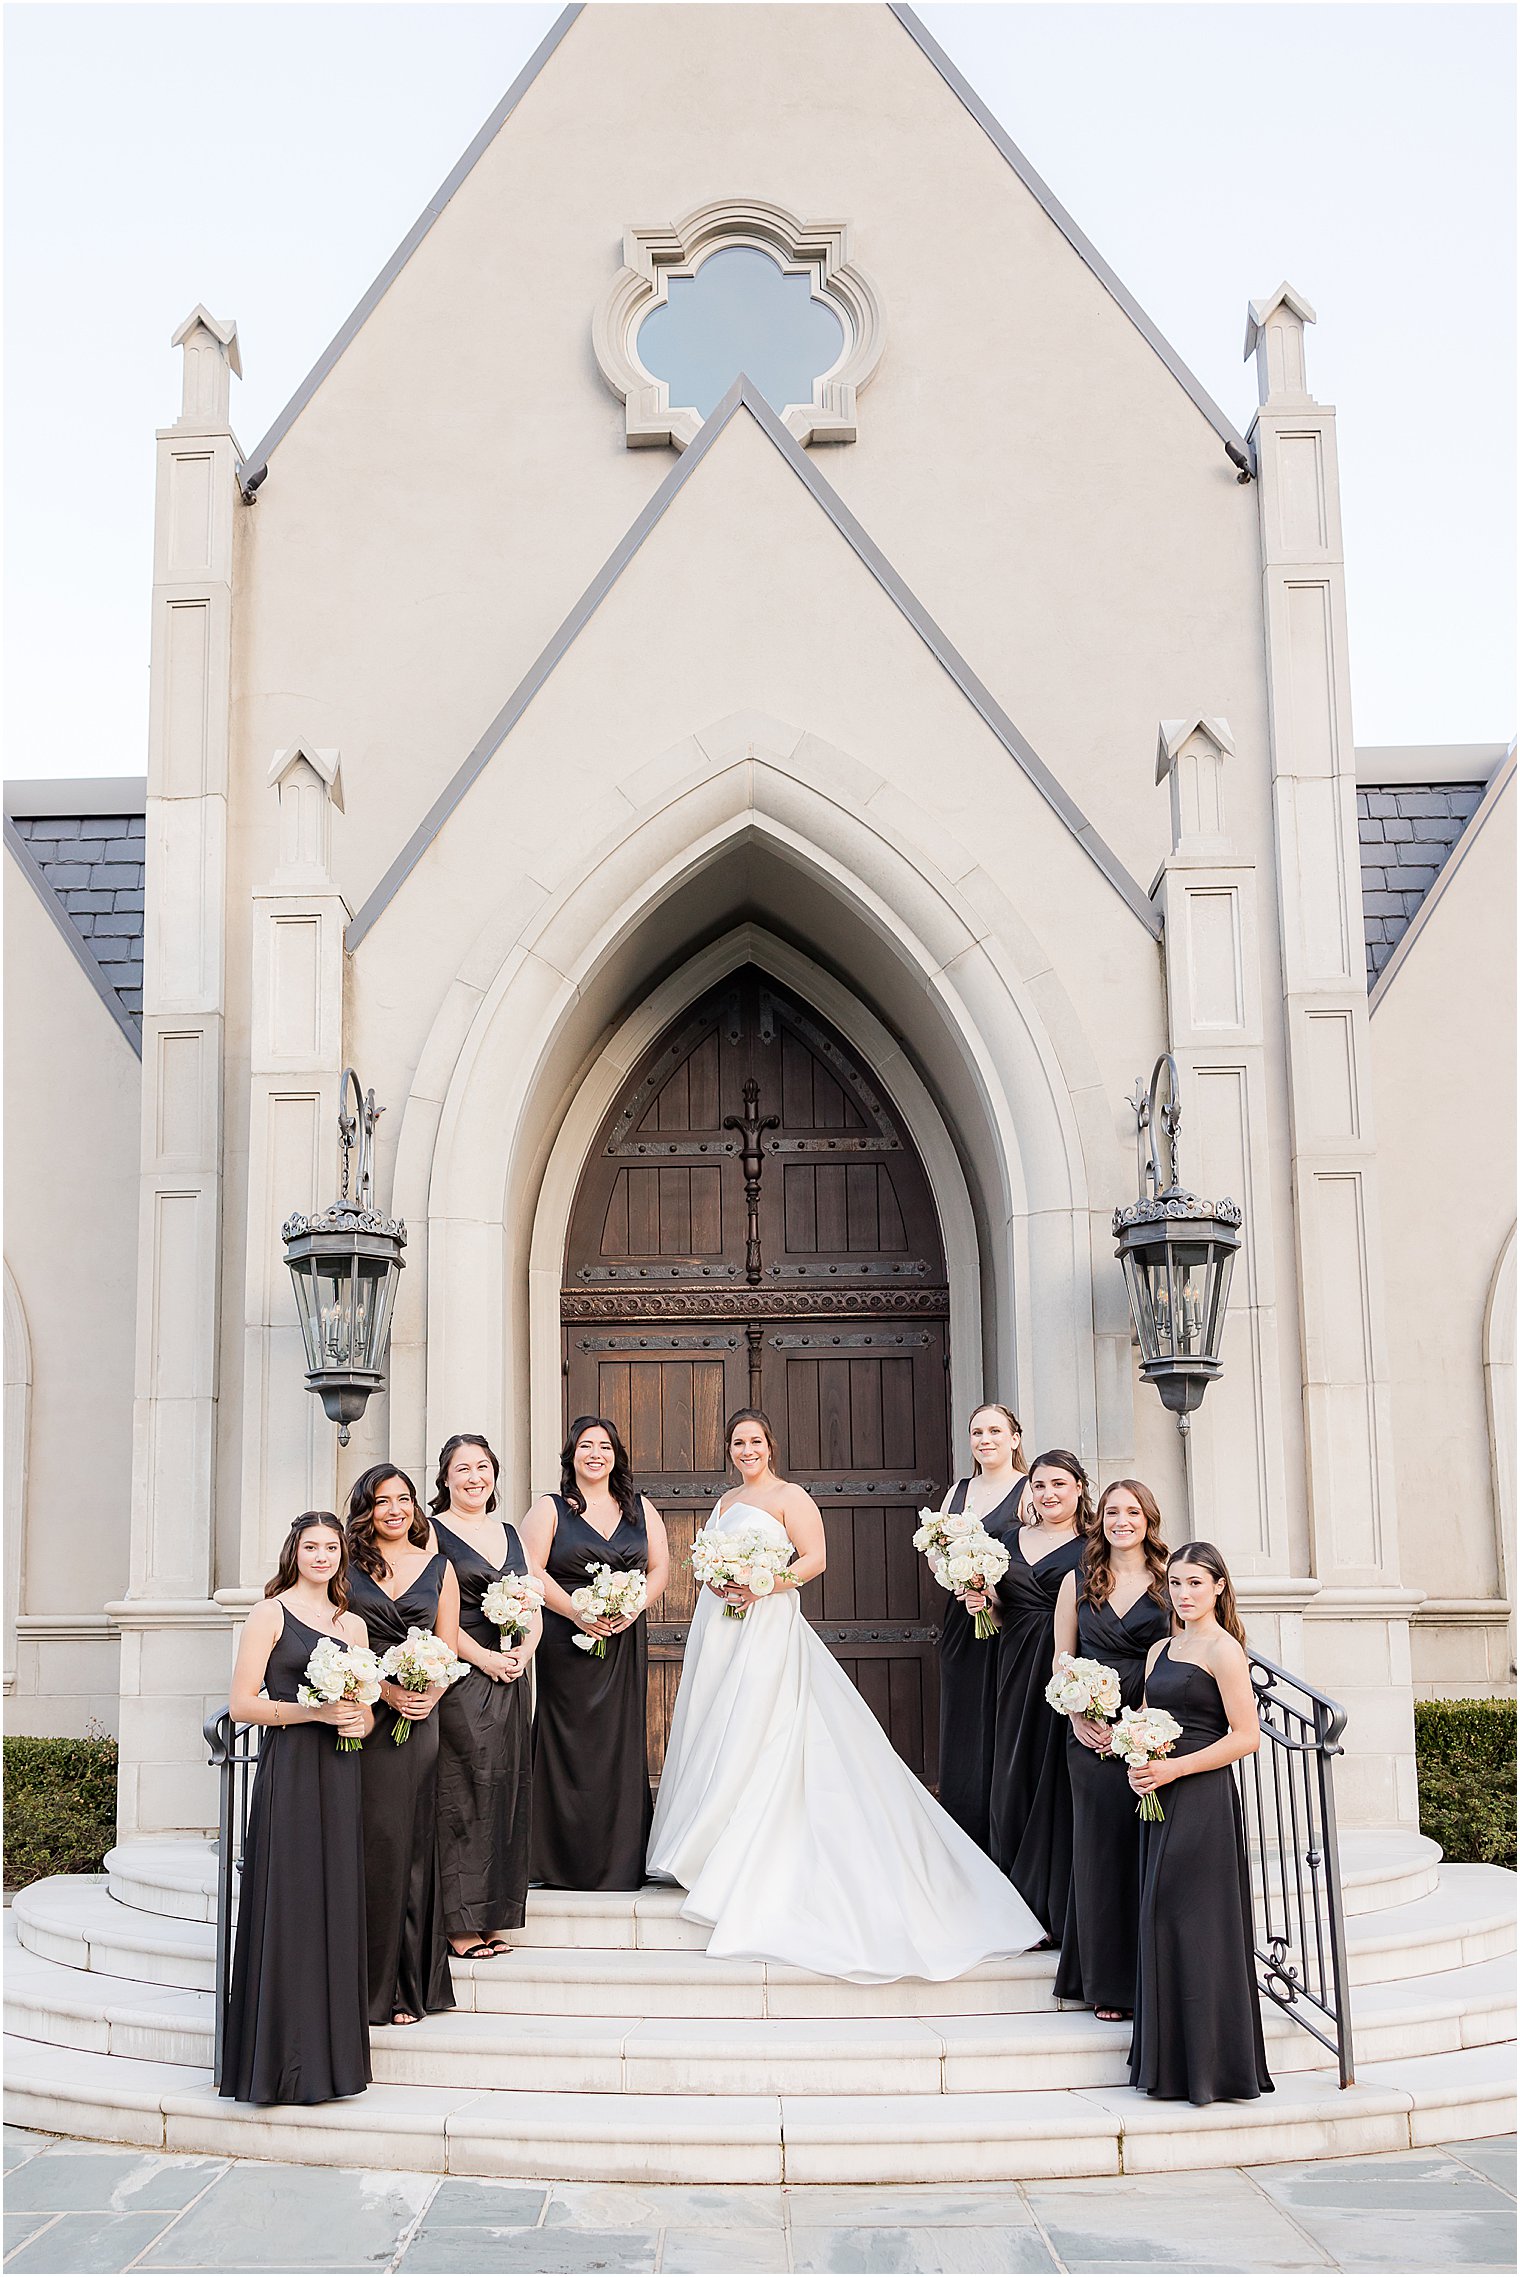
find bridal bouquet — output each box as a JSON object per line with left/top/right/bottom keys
{"left": 911, "top": 1506, "right": 1011, "bottom": 1639}
{"left": 1044, "top": 1652, "right": 1123, "bottom": 1721}
{"left": 480, "top": 1571, "right": 544, "bottom": 1649}
{"left": 1109, "top": 1703, "right": 1185, "bottom": 1820}
{"left": 569, "top": 1563, "right": 648, "bottom": 1655}
{"left": 689, "top": 1523, "right": 795, "bottom": 1618}
{"left": 376, "top": 1627, "right": 469, "bottom": 1744}
{"left": 296, "top": 1636, "right": 382, "bottom": 1751}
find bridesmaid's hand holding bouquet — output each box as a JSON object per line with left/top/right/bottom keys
{"left": 480, "top": 1572, "right": 544, "bottom": 1650}
{"left": 296, "top": 1637, "right": 382, "bottom": 1751}
{"left": 1044, "top": 1653, "right": 1123, "bottom": 1751}
{"left": 376, "top": 1627, "right": 468, "bottom": 1743}
{"left": 913, "top": 1507, "right": 1011, "bottom": 1639}
{"left": 570, "top": 1564, "right": 648, "bottom": 1654}
{"left": 1111, "top": 1704, "right": 1185, "bottom": 1819}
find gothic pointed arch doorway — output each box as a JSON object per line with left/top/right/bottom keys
{"left": 562, "top": 966, "right": 952, "bottom": 1782}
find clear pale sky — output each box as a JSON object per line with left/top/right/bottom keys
{"left": 3, "top": 1, "right": 1513, "bottom": 781}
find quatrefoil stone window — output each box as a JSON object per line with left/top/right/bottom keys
{"left": 592, "top": 199, "right": 885, "bottom": 450}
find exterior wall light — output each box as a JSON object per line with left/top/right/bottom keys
{"left": 282, "top": 1069, "right": 406, "bottom": 1444}
{"left": 1113, "top": 1055, "right": 1241, "bottom": 1430}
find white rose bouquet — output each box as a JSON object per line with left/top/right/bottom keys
{"left": 376, "top": 1626, "right": 468, "bottom": 1744}
{"left": 1044, "top": 1652, "right": 1124, "bottom": 1721}
{"left": 296, "top": 1636, "right": 382, "bottom": 1751}
{"left": 1109, "top": 1703, "right": 1185, "bottom": 1820}
{"left": 480, "top": 1571, "right": 545, "bottom": 1649}
{"left": 569, "top": 1563, "right": 648, "bottom": 1655}
{"left": 689, "top": 1522, "right": 795, "bottom": 1619}
{"left": 912, "top": 1507, "right": 1011, "bottom": 1639}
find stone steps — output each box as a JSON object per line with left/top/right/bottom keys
{"left": 17, "top": 1864, "right": 1515, "bottom": 2012}
{"left": 2, "top": 2031, "right": 1512, "bottom": 2183}
{"left": 5, "top": 1923, "right": 1512, "bottom": 2092}
{"left": 101, "top": 1831, "right": 1445, "bottom": 1928}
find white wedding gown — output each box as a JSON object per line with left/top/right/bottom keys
{"left": 646, "top": 1502, "right": 1043, "bottom": 1981}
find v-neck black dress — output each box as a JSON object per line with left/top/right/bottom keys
{"left": 434, "top": 1516, "right": 535, "bottom": 1939}
{"left": 1054, "top": 1586, "right": 1170, "bottom": 2011}
{"left": 936, "top": 1474, "right": 1027, "bottom": 1852}
{"left": 220, "top": 1605, "right": 370, "bottom": 2105}
{"left": 1129, "top": 1644, "right": 1274, "bottom": 2104}
{"left": 988, "top": 1529, "right": 1086, "bottom": 1934}
{"left": 348, "top": 1555, "right": 456, "bottom": 2023}
{"left": 532, "top": 1494, "right": 653, "bottom": 1890}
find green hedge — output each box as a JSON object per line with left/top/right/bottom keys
{"left": 1415, "top": 1698, "right": 1516, "bottom": 1870}
{"left": 3, "top": 1733, "right": 119, "bottom": 1891}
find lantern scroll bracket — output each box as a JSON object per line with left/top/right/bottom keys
{"left": 282, "top": 1069, "right": 407, "bottom": 1444}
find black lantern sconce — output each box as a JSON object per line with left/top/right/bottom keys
{"left": 282, "top": 1069, "right": 406, "bottom": 1444}
{"left": 1113, "top": 1055, "right": 1241, "bottom": 1431}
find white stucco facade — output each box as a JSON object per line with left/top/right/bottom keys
{"left": 3, "top": 4, "right": 1511, "bottom": 1843}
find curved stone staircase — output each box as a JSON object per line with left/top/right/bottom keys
{"left": 4, "top": 1833, "right": 1513, "bottom": 2182}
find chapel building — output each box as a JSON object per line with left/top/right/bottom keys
{"left": 4, "top": 2, "right": 1513, "bottom": 1840}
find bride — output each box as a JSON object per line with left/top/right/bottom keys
{"left": 646, "top": 1409, "right": 1042, "bottom": 1982}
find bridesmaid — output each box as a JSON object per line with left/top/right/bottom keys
{"left": 431, "top": 1433, "right": 541, "bottom": 1959}
{"left": 345, "top": 1464, "right": 460, "bottom": 2027}
{"left": 936, "top": 1403, "right": 1032, "bottom": 1851}
{"left": 1052, "top": 1479, "right": 1170, "bottom": 2019}
{"left": 222, "top": 1512, "right": 372, "bottom": 2104}
{"left": 987, "top": 1448, "right": 1091, "bottom": 1938}
{"left": 1128, "top": 1541, "right": 1274, "bottom": 2105}
{"left": 521, "top": 1414, "right": 670, "bottom": 1890}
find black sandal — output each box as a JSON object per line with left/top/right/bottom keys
{"left": 452, "top": 1941, "right": 497, "bottom": 1961}
{"left": 391, "top": 2009, "right": 421, "bottom": 2027}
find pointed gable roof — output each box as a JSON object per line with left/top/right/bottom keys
{"left": 3, "top": 786, "right": 146, "bottom": 1055}
{"left": 346, "top": 377, "right": 1160, "bottom": 950}
{"left": 238, "top": 2, "right": 1248, "bottom": 494}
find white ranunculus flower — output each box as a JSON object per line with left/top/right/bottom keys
{"left": 946, "top": 1554, "right": 977, "bottom": 1584}
{"left": 748, "top": 1565, "right": 776, "bottom": 1596}
{"left": 942, "top": 1512, "right": 976, "bottom": 1538}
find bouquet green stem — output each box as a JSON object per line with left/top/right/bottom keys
{"left": 1135, "top": 1789, "right": 1165, "bottom": 1821}
{"left": 582, "top": 1634, "right": 609, "bottom": 1657}
{"left": 338, "top": 1731, "right": 363, "bottom": 1753}
{"left": 722, "top": 1603, "right": 750, "bottom": 1621}
{"left": 971, "top": 1606, "right": 999, "bottom": 1641}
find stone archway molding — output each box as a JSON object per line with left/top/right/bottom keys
{"left": 388, "top": 714, "right": 1134, "bottom": 1508}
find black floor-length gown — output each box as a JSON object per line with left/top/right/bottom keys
{"left": 988, "top": 1530, "right": 1086, "bottom": 1934}
{"left": 1129, "top": 1644, "right": 1274, "bottom": 2104}
{"left": 1054, "top": 1588, "right": 1170, "bottom": 2011}
{"left": 936, "top": 1474, "right": 1028, "bottom": 1851}
{"left": 348, "top": 1557, "right": 456, "bottom": 2023}
{"left": 221, "top": 1606, "right": 370, "bottom": 2105}
{"left": 434, "top": 1517, "right": 534, "bottom": 1938}
{"left": 533, "top": 1495, "right": 653, "bottom": 1890}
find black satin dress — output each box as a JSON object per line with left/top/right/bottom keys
{"left": 1054, "top": 1588, "right": 1170, "bottom": 2011}
{"left": 936, "top": 1474, "right": 1027, "bottom": 1851}
{"left": 221, "top": 1605, "right": 370, "bottom": 2105}
{"left": 434, "top": 1517, "right": 534, "bottom": 1939}
{"left": 1130, "top": 1644, "right": 1274, "bottom": 2104}
{"left": 988, "top": 1530, "right": 1086, "bottom": 1935}
{"left": 348, "top": 1556, "right": 455, "bottom": 2023}
{"left": 533, "top": 1495, "right": 652, "bottom": 1890}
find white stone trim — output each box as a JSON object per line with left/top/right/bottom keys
{"left": 1482, "top": 1224, "right": 1515, "bottom": 1663}
{"left": 4, "top": 1262, "right": 33, "bottom": 1695}
{"left": 525, "top": 924, "right": 984, "bottom": 1492}
{"left": 14, "top": 1614, "right": 114, "bottom": 1642}
{"left": 592, "top": 199, "right": 884, "bottom": 450}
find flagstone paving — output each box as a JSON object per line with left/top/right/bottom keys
{"left": 0, "top": 2129, "right": 1512, "bottom": 2273}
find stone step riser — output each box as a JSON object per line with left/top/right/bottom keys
{"left": 6, "top": 2049, "right": 1513, "bottom": 2186}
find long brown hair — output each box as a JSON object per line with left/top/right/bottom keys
{"left": 1167, "top": 1540, "right": 1248, "bottom": 1648}
{"left": 968, "top": 1403, "right": 1024, "bottom": 1475}
{"left": 725, "top": 1408, "right": 785, "bottom": 1480}
{"left": 1027, "top": 1448, "right": 1096, "bottom": 1533}
{"left": 430, "top": 1432, "right": 500, "bottom": 1516}
{"left": 346, "top": 1464, "right": 427, "bottom": 1582}
{"left": 1082, "top": 1479, "right": 1168, "bottom": 1608}
{"left": 264, "top": 1512, "right": 349, "bottom": 1615}
{"left": 559, "top": 1414, "right": 641, "bottom": 1525}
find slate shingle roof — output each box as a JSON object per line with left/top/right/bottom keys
{"left": 10, "top": 809, "right": 146, "bottom": 1030}
{"left": 1357, "top": 782, "right": 1487, "bottom": 992}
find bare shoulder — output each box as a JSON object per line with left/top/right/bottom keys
{"left": 523, "top": 1492, "right": 559, "bottom": 1529}
{"left": 778, "top": 1479, "right": 823, "bottom": 1523}
{"left": 1144, "top": 1635, "right": 1170, "bottom": 1670}
{"left": 339, "top": 1609, "right": 369, "bottom": 1649}
{"left": 244, "top": 1595, "right": 282, "bottom": 1639}
{"left": 640, "top": 1495, "right": 667, "bottom": 1530}
{"left": 1204, "top": 1628, "right": 1250, "bottom": 1680}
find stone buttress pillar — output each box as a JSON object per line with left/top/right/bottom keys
{"left": 1248, "top": 285, "right": 1420, "bottom": 1827}
{"left": 108, "top": 310, "right": 241, "bottom": 1839}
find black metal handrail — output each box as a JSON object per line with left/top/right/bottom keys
{"left": 1237, "top": 1650, "right": 1355, "bottom": 2086}
{"left": 203, "top": 1706, "right": 261, "bottom": 2090}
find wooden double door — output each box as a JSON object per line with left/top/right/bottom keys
{"left": 562, "top": 968, "right": 952, "bottom": 1781}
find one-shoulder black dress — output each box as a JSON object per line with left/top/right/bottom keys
{"left": 1054, "top": 1588, "right": 1170, "bottom": 2011}
{"left": 1129, "top": 1643, "right": 1274, "bottom": 2104}
{"left": 533, "top": 1495, "right": 652, "bottom": 1890}
{"left": 434, "top": 1517, "right": 534, "bottom": 1939}
{"left": 988, "top": 1530, "right": 1086, "bottom": 1935}
{"left": 935, "top": 1474, "right": 1027, "bottom": 1851}
{"left": 221, "top": 1605, "right": 370, "bottom": 2105}
{"left": 348, "top": 1556, "right": 456, "bottom": 2023}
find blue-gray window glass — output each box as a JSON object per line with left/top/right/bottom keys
{"left": 636, "top": 246, "right": 845, "bottom": 420}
